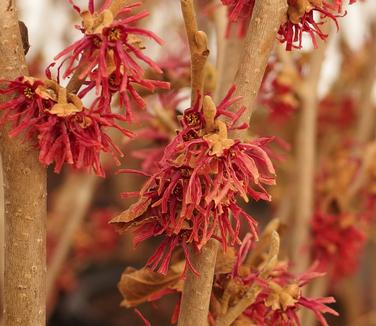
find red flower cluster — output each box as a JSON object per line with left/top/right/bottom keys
{"left": 221, "top": 0, "right": 357, "bottom": 50}
{"left": 216, "top": 235, "right": 339, "bottom": 326}
{"left": 311, "top": 210, "right": 366, "bottom": 281}
{"left": 279, "top": 0, "right": 356, "bottom": 50}
{"left": 55, "top": 1, "right": 169, "bottom": 121}
{"left": 111, "top": 87, "right": 276, "bottom": 274}
{"left": 318, "top": 96, "right": 356, "bottom": 133}
{"left": 260, "top": 63, "right": 300, "bottom": 123}
{"left": 240, "top": 270, "right": 338, "bottom": 325}
{"left": 0, "top": 77, "right": 130, "bottom": 176}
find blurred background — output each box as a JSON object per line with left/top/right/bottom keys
{"left": 0, "top": 0, "right": 376, "bottom": 325}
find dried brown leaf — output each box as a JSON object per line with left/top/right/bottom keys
{"left": 118, "top": 262, "right": 184, "bottom": 308}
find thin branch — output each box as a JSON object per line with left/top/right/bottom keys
{"left": 177, "top": 2, "right": 216, "bottom": 325}
{"left": 46, "top": 174, "right": 98, "bottom": 306}
{"left": 181, "top": 0, "right": 209, "bottom": 105}
{"left": 230, "top": 0, "right": 288, "bottom": 139}
{"left": 0, "top": 1, "right": 46, "bottom": 325}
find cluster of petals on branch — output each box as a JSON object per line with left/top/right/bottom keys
{"left": 318, "top": 94, "right": 356, "bottom": 133}
{"left": 211, "top": 233, "right": 338, "bottom": 325}
{"left": 55, "top": 0, "right": 170, "bottom": 121}
{"left": 110, "top": 86, "right": 276, "bottom": 274}
{"left": 310, "top": 144, "right": 374, "bottom": 282}
{"left": 311, "top": 209, "right": 366, "bottom": 282}
{"left": 260, "top": 60, "right": 301, "bottom": 123}
{"left": 0, "top": 77, "right": 130, "bottom": 176}
{"left": 116, "top": 224, "right": 338, "bottom": 325}
{"left": 221, "top": 0, "right": 357, "bottom": 50}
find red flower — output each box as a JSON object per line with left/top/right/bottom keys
{"left": 243, "top": 272, "right": 338, "bottom": 326}
{"left": 111, "top": 87, "right": 276, "bottom": 274}
{"left": 55, "top": 1, "right": 169, "bottom": 121}
{"left": 279, "top": 0, "right": 357, "bottom": 50}
{"left": 225, "top": 236, "right": 339, "bottom": 326}
{"left": 0, "top": 77, "right": 131, "bottom": 176}
{"left": 260, "top": 63, "right": 300, "bottom": 123}
{"left": 311, "top": 211, "right": 366, "bottom": 281}
{"left": 221, "top": 0, "right": 255, "bottom": 37}
{"left": 221, "top": 0, "right": 357, "bottom": 50}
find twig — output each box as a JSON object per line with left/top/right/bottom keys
{"left": 177, "top": 2, "right": 216, "bottom": 326}
{"left": 0, "top": 2, "right": 46, "bottom": 325}
{"left": 46, "top": 174, "right": 98, "bottom": 307}
{"left": 291, "top": 30, "right": 329, "bottom": 273}
{"left": 230, "top": 0, "right": 288, "bottom": 139}
{"left": 181, "top": 0, "right": 209, "bottom": 105}
{"left": 178, "top": 239, "right": 219, "bottom": 326}
{"left": 215, "top": 232, "right": 280, "bottom": 326}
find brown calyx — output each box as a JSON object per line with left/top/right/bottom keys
{"left": 81, "top": 9, "right": 114, "bottom": 35}
{"left": 202, "top": 96, "right": 234, "bottom": 157}
{"left": 265, "top": 282, "right": 300, "bottom": 311}
{"left": 287, "top": 0, "right": 323, "bottom": 24}
{"left": 37, "top": 80, "right": 83, "bottom": 117}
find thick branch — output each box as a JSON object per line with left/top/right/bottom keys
{"left": 0, "top": 2, "right": 46, "bottom": 325}
{"left": 230, "top": 0, "right": 287, "bottom": 139}
{"left": 181, "top": 0, "right": 209, "bottom": 105}
{"left": 178, "top": 239, "right": 219, "bottom": 326}
{"left": 355, "top": 26, "right": 376, "bottom": 144}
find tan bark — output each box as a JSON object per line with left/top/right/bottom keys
{"left": 230, "top": 0, "right": 288, "bottom": 140}
{"left": 178, "top": 239, "right": 219, "bottom": 326}
{"left": 0, "top": 2, "right": 46, "bottom": 326}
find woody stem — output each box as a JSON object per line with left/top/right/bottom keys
{"left": 177, "top": 2, "right": 216, "bottom": 326}
{"left": 0, "top": 2, "right": 47, "bottom": 325}
{"left": 181, "top": 0, "right": 209, "bottom": 105}
{"left": 229, "top": 0, "right": 287, "bottom": 140}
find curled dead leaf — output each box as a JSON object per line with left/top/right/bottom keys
{"left": 118, "top": 262, "right": 184, "bottom": 308}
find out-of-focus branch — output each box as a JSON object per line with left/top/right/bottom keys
{"left": 46, "top": 174, "right": 98, "bottom": 306}
{"left": 291, "top": 32, "right": 329, "bottom": 273}
{"left": 355, "top": 25, "right": 376, "bottom": 144}
{"left": 213, "top": 26, "right": 242, "bottom": 104}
